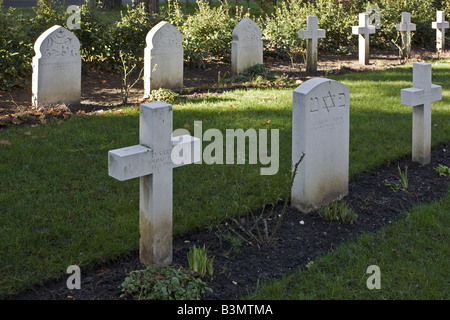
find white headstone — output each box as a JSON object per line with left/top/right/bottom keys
{"left": 32, "top": 25, "right": 81, "bottom": 107}
{"left": 144, "top": 21, "right": 183, "bottom": 98}
{"left": 396, "top": 12, "right": 416, "bottom": 58}
{"left": 401, "top": 62, "right": 442, "bottom": 165}
{"left": 432, "top": 11, "right": 449, "bottom": 52}
{"left": 298, "top": 16, "right": 326, "bottom": 74}
{"left": 108, "top": 102, "right": 200, "bottom": 266}
{"left": 291, "top": 78, "right": 350, "bottom": 213}
{"left": 352, "top": 13, "right": 376, "bottom": 65}
{"left": 231, "top": 18, "right": 263, "bottom": 75}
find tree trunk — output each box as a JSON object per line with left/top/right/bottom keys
{"left": 135, "top": 0, "right": 160, "bottom": 14}
{"left": 97, "top": 0, "right": 122, "bottom": 9}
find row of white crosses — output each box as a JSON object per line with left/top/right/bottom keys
{"left": 301, "top": 11, "right": 449, "bottom": 72}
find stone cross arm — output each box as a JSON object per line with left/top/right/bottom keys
{"left": 108, "top": 135, "right": 199, "bottom": 181}
{"left": 401, "top": 85, "right": 442, "bottom": 107}
{"left": 352, "top": 25, "right": 376, "bottom": 35}
{"left": 432, "top": 11, "right": 449, "bottom": 29}
{"left": 396, "top": 12, "right": 416, "bottom": 32}
{"left": 352, "top": 13, "right": 376, "bottom": 35}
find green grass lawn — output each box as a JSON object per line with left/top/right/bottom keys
{"left": 248, "top": 189, "right": 450, "bottom": 300}
{"left": 0, "top": 60, "right": 449, "bottom": 298}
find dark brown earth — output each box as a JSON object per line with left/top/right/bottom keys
{"left": 2, "top": 47, "right": 450, "bottom": 301}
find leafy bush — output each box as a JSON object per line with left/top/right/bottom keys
{"left": 0, "top": 8, "right": 34, "bottom": 90}
{"left": 369, "top": 0, "right": 437, "bottom": 50}
{"left": 262, "top": 0, "right": 363, "bottom": 59}
{"left": 121, "top": 265, "right": 212, "bottom": 300}
{"left": 167, "top": 0, "right": 249, "bottom": 68}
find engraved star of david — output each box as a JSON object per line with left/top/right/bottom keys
{"left": 322, "top": 91, "right": 335, "bottom": 112}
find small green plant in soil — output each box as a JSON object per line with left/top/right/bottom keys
{"left": 120, "top": 265, "right": 212, "bottom": 300}
{"left": 146, "top": 88, "right": 180, "bottom": 104}
{"left": 383, "top": 177, "right": 401, "bottom": 192}
{"left": 319, "top": 200, "right": 358, "bottom": 224}
{"left": 383, "top": 165, "right": 408, "bottom": 192}
{"left": 187, "top": 244, "right": 215, "bottom": 280}
{"left": 435, "top": 164, "right": 450, "bottom": 177}
{"left": 398, "top": 165, "right": 408, "bottom": 189}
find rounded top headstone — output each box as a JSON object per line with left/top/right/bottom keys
{"left": 232, "top": 18, "right": 262, "bottom": 44}
{"left": 33, "top": 25, "right": 80, "bottom": 61}
{"left": 146, "top": 21, "right": 183, "bottom": 54}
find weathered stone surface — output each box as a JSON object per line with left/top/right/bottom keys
{"left": 32, "top": 25, "right": 81, "bottom": 107}
{"left": 108, "top": 102, "right": 200, "bottom": 266}
{"left": 396, "top": 12, "right": 416, "bottom": 58}
{"left": 352, "top": 14, "right": 376, "bottom": 65}
{"left": 291, "top": 78, "right": 350, "bottom": 213}
{"left": 231, "top": 18, "right": 263, "bottom": 75}
{"left": 401, "top": 63, "right": 442, "bottom": 165}
{"left": 432, "top": 11, "right": 449, "bottom": 52}
{"left": 298, "top": 16, "right": 326, "bottom": 74}
{"left": 144, "top": 21, "right": 183, "bottom": 97}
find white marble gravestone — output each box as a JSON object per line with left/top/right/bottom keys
{"left": 298, "top": 16, "right": 326, "bottom": 74}
{"left": 401, "top": 63, "right": 442, "bottom": 165}
{"left": 291, "top": 78, "right": 350, "bottom": 213}
{"left": 108, "top": 102, "right": 200, "bottom": 266}
{"left": 231, "top": 18, "right": 263, "bottom": 75}
{"left": 352, "top": 13, "right": 376, "bottom": 65}
{"left": 144, "top": 21, "right": 183, "bottom": 98}
{"left": 432, "top": 11, "right": 449, "bottom": 53}
{"left": 32, "top": 25, "right": 81, "bottom": 107}
{"left": 396, "top": 12, "right": 416, "bottom": 58}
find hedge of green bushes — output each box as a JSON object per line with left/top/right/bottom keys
{"left": 0, "top": 0, "right": 449, "bottom": 90}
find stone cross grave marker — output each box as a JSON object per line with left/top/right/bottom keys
{"left": 401, "top": 63, "right": 442, "bottom": 165}
{"left": 291, "top": 78, "right": 350, "bottom": 213}
{"left": 352, "top": 13, "right": 376, "bottom": 65}
{"left": 32, "top": 25, "right": 81, "bottom": 107}
{"left": 108, "top": 102, "right": 200, "bottom": 266}
{"left": 396, "top": 12, "right": 416, "bottom": 59}
{"left": 231, "top": 18, "right": 263, "bottom": 75}
{"left": 144, "top": 21, "right": 183, "bottom": 98}
{"left": 298, "top": 16, "right": 326, "bottom": 74}
{"left": 432, "top": 11, "right": 449, "bottom": 53}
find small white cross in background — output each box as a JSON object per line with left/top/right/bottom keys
{"left": 401, "top": 63, "right": 442, "bottom": 165}
{"left": 298, "top": 16, "right": 326, "bottom": 74}
{"left": 352, "top": 13, "right": 376, "bottom": 65}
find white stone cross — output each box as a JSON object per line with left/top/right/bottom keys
{"left": 352, "top": 13, "right": 376, "bottom": 65}
{"left": 401, "top": 63, "right": 442, "bottom": 165}
{"left": 432, "top": 11, "right": 449, "bottom": 53}
{"left": 396, "top": 12, "right": 416, "bottom": 58}
{"left": 298, "top": 16, "right": 326, "bottom": 74}
{"left": 108, "top": 102, "right": 200, "bottom": 266}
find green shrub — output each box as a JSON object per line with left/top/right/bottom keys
{"left": 71, "top": 2, "right": 115, "bottom": 71}
{"left": 369, "top": 0, "right": 437, "bottom": 50}
{"left": 0, "top": 8, "right": 34, "bottom": 90}
{"left": 168, "top": 0, "right": 249, "bottom": 68}
{"left": 121, "top": 265, "right": 212, "bottom": 300}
